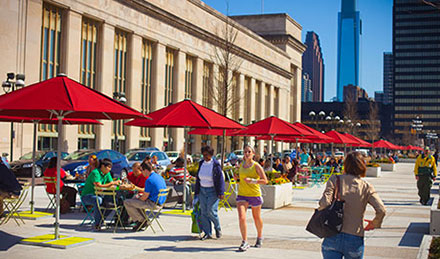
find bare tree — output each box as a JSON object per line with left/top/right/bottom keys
{"left": 365, "top": 101, "right": 380, "bottom": 142}
{"left": 342, "top": 90, "right": 359, "bottom": 133}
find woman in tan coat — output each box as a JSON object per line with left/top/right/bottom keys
{"left": 319, "top": 151, "right": 386, "bottom": 259}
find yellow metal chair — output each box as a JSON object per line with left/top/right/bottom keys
{"left": 1, "top": 182, "right": 30, "bottom": 226}
{"left": 94, "top": 186, "right": 124, "bottom": 232}
{"left": 137, "top": 188, "right": 170, "bottom": 233}
{"left": 43, "top": 176, "right": 57, "bottom": 211}
{"left": 219, "top": 179, "right": 237, "bottom": 211}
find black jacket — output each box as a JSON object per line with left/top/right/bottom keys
{"left": 0, "top": 162, "right": 22, "bottom": 195}
{"left": 194, "top": 158, "right": 225, "bottom": 196}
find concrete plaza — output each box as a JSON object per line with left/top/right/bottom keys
{"left": 0, "top": 162, "right": 431, "bottom": 258}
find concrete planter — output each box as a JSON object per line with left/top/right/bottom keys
{"left": 366, "top": 167, "right": 381, "bottom": 177}
{"left": 417, "top": 235, "right": 433, "bottom": 259}
{"left": 379, "top": 163, "right": 395, "bottom": 171}
{"left": 228, "top": 182, "right": 293, "bottom": 209}
{"left": 430, "top": 196, "right": 440, "bottom": 235}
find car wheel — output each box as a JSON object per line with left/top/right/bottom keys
{"left": 120, "top": 169, "right": 128, "bottom": 179}
{"left": 35, "top": 165, "right": 43, "bottom": 178}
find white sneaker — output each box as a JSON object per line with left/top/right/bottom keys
{"left": 238, "top": 240, "right": 250, "bottom": 252}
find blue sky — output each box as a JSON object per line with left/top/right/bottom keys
{"left": 202, "top": 0, "right": 393, "bottom": 101}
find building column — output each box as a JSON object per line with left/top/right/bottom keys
{"left": 268, "top": 84, "right": 274, "bottom": 117}
{"left": 210, "top": 64, "right": 218, "bottom": 152}
{"left": 171, "top": 50, "right": 186, "bottom": 152}
{"left": 248, "top": 78, "right": 256, "bottom": 149}
{"left": 125, "top": 34, "right": 143, "bottom": 151}
{"left": 96, "top": 23, "right": 115, "bottom": 150}
{"left": 257, "top": 82, "right": 265, "bottom": 157}
{"left": 236, "top": 74, "right": 245, "bottom": 150}
{"left": 192, "top": 57, "right": 204, "bottom": 154}
{"left": 150, "top": 42, "right": 166, "bottom": 149}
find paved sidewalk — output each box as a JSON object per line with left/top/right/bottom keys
{"left": 0, "top": 163, "right": 431, "bottom": 258}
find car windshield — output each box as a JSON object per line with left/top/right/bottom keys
{"left": 19, "top": 151, "right": 44, "bottom": 160}
{"left": 64, "top": 150, "right": 95, "bottom": 161}
{"left": 126, "top": 152, "right": 151, "bottom": 161}
{"left": 166, "top": 152, "right": 179, "bottom": 157}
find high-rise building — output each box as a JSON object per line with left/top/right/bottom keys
{"left": 375, "top": 91, "right": 385, "bottom": 103}
{"left": 383, "top": 52, "right": 393, "bottom": 104}
{"left": 302, "top": 73, "right": 313, "bottom": 102}
{"left": 343, "top": 84, "right": 369, "bottom": 102}
{"left": 393, "top": 0, "right": 440, "bottom": 137}
{"left": 336, "top": 0, "right": 361, "bottom": 102}
{"left": 302, "top": 31, "right": 324, "bottom": 102}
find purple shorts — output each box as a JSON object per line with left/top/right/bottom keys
{"left": 236, "top": 195, "right": 263, "bottom": 207}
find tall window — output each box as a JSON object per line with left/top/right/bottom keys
{"left": 38, "top": 4, "right": 62, "bottom": 150}
{"left": 255, "top": 81, "right": 261, "bottom": 119}
{"left": 202, "top": 62, "right": 211, "bottom": 108}
{"left": 185, "top": 56, "right": 193, "bottom": 99}
{"left": 113, "top": 30, "right": 128, "bottom": 152}
{"left": 265, "top": 84, "right": 270, "bottom": 117}
{"left": 290, "top": 67, "right": 297, "bottom": 121}
{"left": 78, "top": 18, "right": 99, "bottom": 149}
{"left": 244, "top": 77, "right": 250, "bottom": 124}
{"left": 231, "top": 74, "right": 239, "bottom": 120}
{"left": 164, "top": 48, "right": 174, "bottom": 139}
{"left": 140, "top": 40, "right": 153, "bottom": 145}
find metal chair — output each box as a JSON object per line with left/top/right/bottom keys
{"left": 43, "top": 176, "right": 57, "bottom": 211}
{"left": 94, "top": 186, "right": 124, "bottom": 232}
{"left": 137, "top": 188, "right": 169, "bottom": 233}
{"left": 77, "top": 183, "right": 94, "bottom": 226}
{"left": 219, "top": 170, "right": 237, "bottom": 211}
{"left": 1, "top": 182, "right": 30, "bottom": 226}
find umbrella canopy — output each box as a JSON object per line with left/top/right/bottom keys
{"left": 343, "top": 133, "right": 372, "bottom": 147}
{"left": 0, "top": 75, "right": 147, "bottom": 120}
{"left": 406, "top": 145, "right": 423, "bottom": 151}
{"left": 233, "top": 116, "right": 309, "bottom": 137}
{"left": 188, "top": 128, "right": 241, "bottom": 136}
{"left": 0, "top": 116, "right": 102, "bottom": 125}
{"left": 125, "top": 99, "right": 244, "bottom": 129}
{"left": 373, "top": 140, "right": 399, "bottom": 150}
{"left": 324, "top": 131, "right": 359, "bottom": 145}
{"left": 291, "top": 122, "right": 333, "bottom": 143}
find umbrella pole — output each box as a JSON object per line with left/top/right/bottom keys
{"left": 344, "top": 144, "right": 346, "bottom": 155}
{"left": 220, "top": 129, "right": 226, "bottom": 170}
{"left": 55, "top": 116, "right": 63, "bottom": 239}
{"left": 331, "top": 143, "right": 334, "bottom": 156}
{"left": 30, "top": 121, "right": 37, "bottom": 214}
{"left": 182, "top": 126, "right": 188, "bottom": 212}
{"left": 270, "top": 135, "right": 274, "bottom": 169}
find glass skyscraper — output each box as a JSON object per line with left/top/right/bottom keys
{"left": 336, "top": 0, "right": 361, "bottom": 102}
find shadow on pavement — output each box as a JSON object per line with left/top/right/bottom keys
{"left": 398, "top": 222, "right": 429, "bottom": 247}
{"left": 114, "top": 235, "right": 195, "bottom": 242}
{"left": 145, "top": 245, "right": 237, "bottom": 253}
{"left": 0, "top": 230, "right": 23, "bottom": 251}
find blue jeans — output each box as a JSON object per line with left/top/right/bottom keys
{"left": 199, "top": 187, "right": 220, "bottom": 236}
{"left": 81, "top": 194, "right": 109, "bottom": 226}
{"left": 322, "top": 232, "right": 364, "bottom": 259}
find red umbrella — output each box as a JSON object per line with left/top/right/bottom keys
{"left": 0, "top": 75, "right": 146, "bottom": 239}
{"left": 291, "top": 122, "right": 333, "bottom": 143}
{"left": 324, "top": 131, "right": 359, "bottom": 145}
{"left": 233, "top": 116, "right": 309, "bottom": 137}
{"left": 188, "top": 128, "right": 240, "bottom": 136}
{"left": 343, "top": 133, "right": 372, "bottom": 147}
{"left": 373, "top": 140, "right": 399, "bottom": 150}
{"left": 0, "top": 115, "right": 102, "bottom": 214}
{"left": 125, "top": 99, "right": 244, "bottom": 211}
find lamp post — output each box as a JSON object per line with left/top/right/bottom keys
{"left": 2, "top": 73, "right": 25, "bottom": 161}
{"left": 112, "top": 91, "right": 126, "bottom": 152}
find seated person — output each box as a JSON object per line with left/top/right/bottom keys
{"left": 43, "top": 157, "right": 77, "bottom": 208}
{"left": 287, "top": 158, "right": 299, "bottom": 183}
{"left": 126, "top": 162, "right": 147, "bottom": 192}
{"left": 168, "top": 158, "right": 193, "bottom": 208}
{"left": 123, "top": 162, "right": 167, "bottom": 231}
{"left": 282, "top": 156, "right": 293, "bottom": 174}
{"left": 273, "top": 158, "right": 284, "bottom": 173}
{"left": 80, "top": 158, "right": 121, "bottom": 230}
{"left": 263, "top": 159, "right": 273, "bottom": 172}
{"left": 0, "top": 159, "right": 22, "bottom": 217}
{"left": 299, "top": 149, "right": 311, "bottom": 166}
{"left": 82, "top": 154, "right": 99, "bottom": 180}
{"left": 326, "top": 157, "right": 339, "bottom": 168}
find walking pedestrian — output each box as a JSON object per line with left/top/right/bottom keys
{"left": 319, "top": 151, "right": 386, "bottom": 259}
{"left": 235, "top": 145, "right": 268, "bottom": 252}
{"left": 414, "top": 147, "right": 438, "bottom": 205}
{"left": 194, "top": 145, "right": 225, "bottom": 240}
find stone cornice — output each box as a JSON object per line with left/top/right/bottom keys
{"left": 262, "top": 34, "right": 307, "bottom": 54}
{"left": 116, "top": 0, "right": 292, "bottom": 79}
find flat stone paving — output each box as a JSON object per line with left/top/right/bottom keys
{"left": 0, "top": 163, "right": 432, "bottom": 258}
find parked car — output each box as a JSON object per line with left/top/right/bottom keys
{"left": 9, "top": 151, "right": 69, "bottom": 178}
{"left": 230, "top": 150, "right": 244, "bottom": 160}
{"left": 125, "top": 150, "right": 171, "bottom": 168}
{"left": 166, "top": 151, "right": 193, "bottom": 163}
{"left": 62, "top": 149, "right": 130, "bottom": 179}
{"left": 126, "top": 147, "right": 160, "bottom": 153}
{"left": 334, "top": 151, "right": 345, "bottom": 158}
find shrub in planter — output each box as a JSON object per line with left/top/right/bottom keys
{"left": 429, "top": 237, "right": 440, "bottom": 259}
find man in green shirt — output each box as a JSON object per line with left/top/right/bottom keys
{"left": 81, "top": 158, "right": 121, "bottom": 230}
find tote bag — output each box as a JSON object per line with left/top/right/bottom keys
{"left": 306, "top": 175, "right": 345, "bottom": 238}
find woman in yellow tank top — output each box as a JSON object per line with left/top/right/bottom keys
{"left": 235, "top": 145, "right": 268, "bottom": 252}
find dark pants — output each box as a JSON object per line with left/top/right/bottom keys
{"left": 61, "top": 186, "right": 78, "bottom": 207}
{"left": 417, "top": 175, "right": 432, "bottom": 204}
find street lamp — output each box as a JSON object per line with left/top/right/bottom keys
{"left": 113, "top": 91, "right": 126, "bottom": 152}
{"left": 2, "top": 73, "right": 26, "bottom": 161}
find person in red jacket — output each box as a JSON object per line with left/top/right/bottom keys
{"left": 43, "top": 157, "right": 77, "bottom": 207}
{"left": 126, "top": 162, "right": 148, "bottom": 192}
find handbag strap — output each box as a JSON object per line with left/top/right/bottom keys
{"left": 333, "top": 175, "right": 342, "bottom": 201}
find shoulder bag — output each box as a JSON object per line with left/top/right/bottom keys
{"left": 305, "top": 175, "right": 345, "bottom": 238}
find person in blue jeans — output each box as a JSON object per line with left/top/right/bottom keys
{"left": 80, "top": 158, "right": 121, "bottom": 230}
{"left": 319, "top": 152, "right": 386, "bottom": 259}
{"left": 194, "top": 146, "right": 225, "bottom": 240}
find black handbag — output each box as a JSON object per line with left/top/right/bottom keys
{"left": 306, "top": 175, "right": 345, "bottom": 238}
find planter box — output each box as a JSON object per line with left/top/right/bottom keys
{"left": 366, "top": 167, "right": 381, "bottom": 177}
{"left": 417, "top": 235, "right": 433, "bottom": 259}
{"left": 431, "top": 196, "right": 440, "bottom": 235}
{"left": 228, "top": 182, "right": 293, "bottom": 209}
{"left": 379, "top": 163, "right": 395, "bottom": 171}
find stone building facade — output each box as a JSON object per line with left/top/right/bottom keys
{"left": 0, "top": 0, "right": 305, "bottom": 160}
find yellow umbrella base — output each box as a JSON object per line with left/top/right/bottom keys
{"left": 12, "top": 211, "right": 53, "bottom": 220}
{"left": 162, "top": 209, "right": 192, "bottom": 216}
{"left": 20, "top": 234, "right": 94, "bottom": 249}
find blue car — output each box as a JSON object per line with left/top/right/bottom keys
{"left": 62, "top": 149, "right": 130, "bottom": 179}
